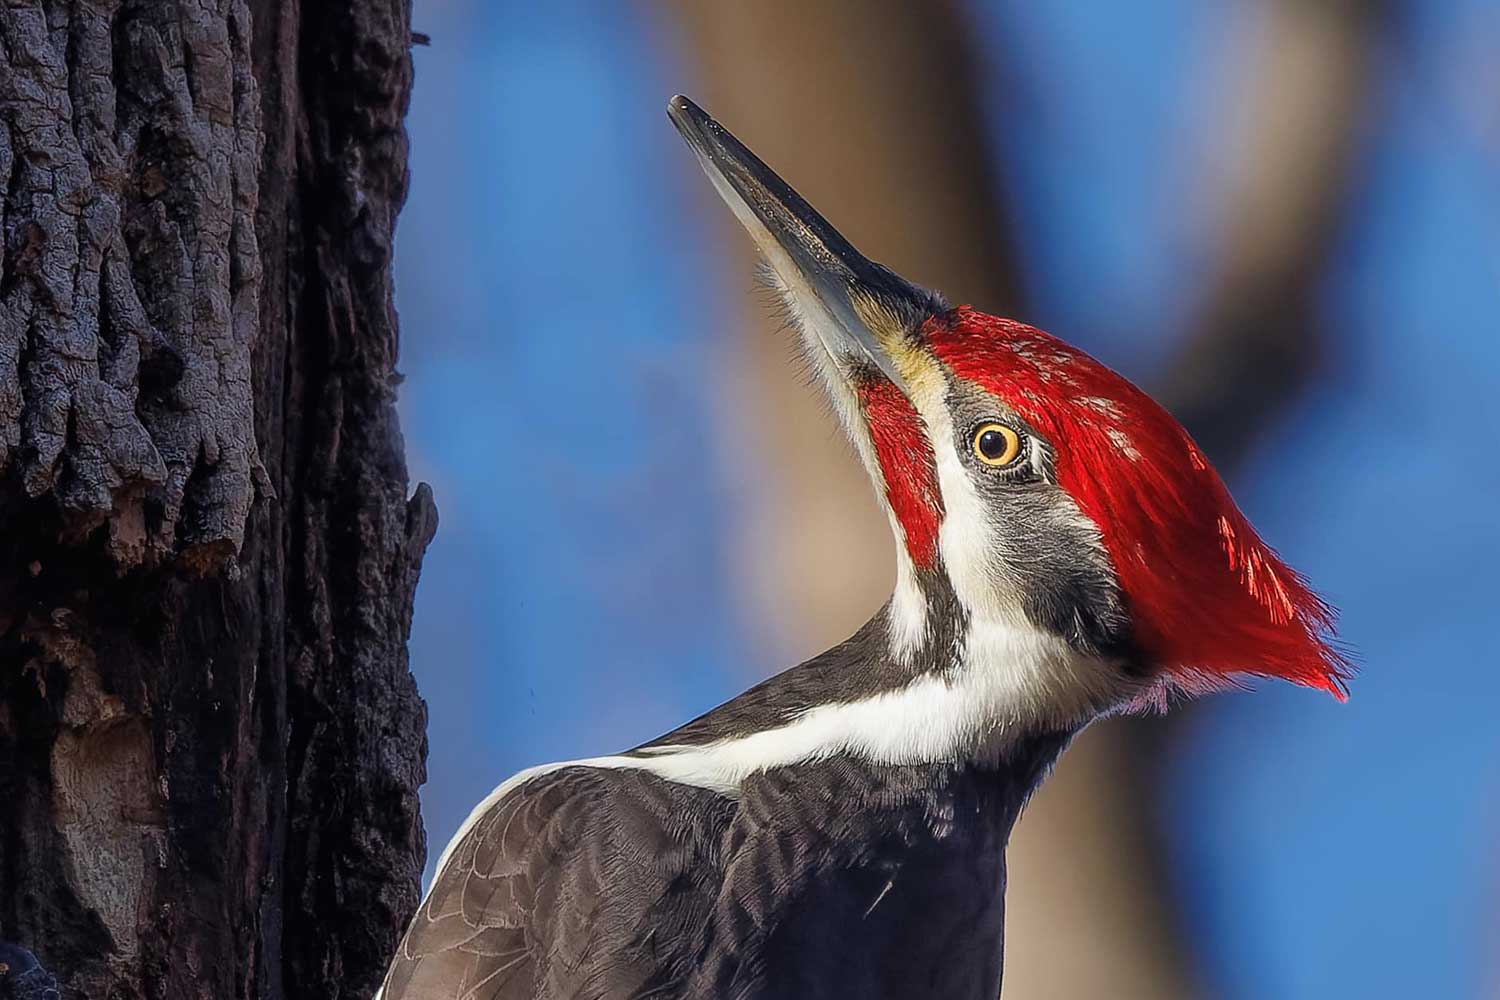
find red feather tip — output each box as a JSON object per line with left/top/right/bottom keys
{"left": 924, "top": 307, "right": 1351, "bottom": 698}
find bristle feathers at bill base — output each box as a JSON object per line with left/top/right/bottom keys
{"left": 924, "top": 307, "right": 1352, "bottom": 698}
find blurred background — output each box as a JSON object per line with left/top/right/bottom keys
{"left": 393, "top": 2, "right": 1500, "bottom": 997}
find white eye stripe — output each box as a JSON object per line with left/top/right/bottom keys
{"left": 893, "top": 378, "right": 1130, "bottom": 724}
{"left": 1029, "top": 437, "right": 1056, "bottom": 483}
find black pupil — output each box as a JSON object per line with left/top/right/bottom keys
{"left": 979, "top": 428, "right": 1009, "bottom": 460}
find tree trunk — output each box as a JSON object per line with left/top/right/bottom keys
{"left": 0, "top": 2, "right": 434, "bottom": 998}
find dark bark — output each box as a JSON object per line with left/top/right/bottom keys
{"left": 0, "top": 2, "right": 434, "bottom": 999}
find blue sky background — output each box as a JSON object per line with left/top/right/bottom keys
{"left": 395, "top": 3, "right": 1499, "bottom": 997}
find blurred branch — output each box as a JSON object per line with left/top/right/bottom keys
{"left": 1157, "top": 0, "right": 1388, "bottom": 466}
{"left": 662, "top": 0, "right": 1025, "bottom": 313}
{"left": 1135, "top": 0, "right": 1392, "bottom": 990}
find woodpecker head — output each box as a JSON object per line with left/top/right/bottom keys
{"left": 669, "top": 96, "right": 1349, "bottom": 729}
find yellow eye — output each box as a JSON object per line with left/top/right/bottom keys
{"left": 972, "top": 423, "right": 1022, "bottom": 467}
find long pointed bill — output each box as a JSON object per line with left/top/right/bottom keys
{"left": 667, "top": 95, "right": 943, "bottom": 393}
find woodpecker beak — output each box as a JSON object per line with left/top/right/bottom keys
{"left": 668, "top": 95, "right": 941, "bottom": 394}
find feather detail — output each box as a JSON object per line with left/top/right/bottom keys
{"left": 924, "top": 307, "right": 1351, "bottom": 697}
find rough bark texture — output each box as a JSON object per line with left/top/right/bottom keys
{"left": 0, "top": 2, "right": 434, "bottom": 998}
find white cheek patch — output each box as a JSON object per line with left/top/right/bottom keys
{"left": 901, "top": 370, "right": 1130, "bottom": 725}
{"left": 887, "top": 543, "right": 929, "bottom": 660}
{"left": 900, "top": 371, "right": 1013, "bottom": 621}
{"left": 925, "top": 403, "right": 1028, "bottom": 627}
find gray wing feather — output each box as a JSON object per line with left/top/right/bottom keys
{"left": 381, "top": 768, "right": 604, "bottom": 999}
{"left": 380, "top": 766, "right": 730, "bottom": 1000}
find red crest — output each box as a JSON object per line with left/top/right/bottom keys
{"left": 925, "top": 307, "right": 1349, "bottom": 697}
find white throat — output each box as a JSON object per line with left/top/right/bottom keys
{"left": 434, "top": 592, "right": 1107, "bottom": 865}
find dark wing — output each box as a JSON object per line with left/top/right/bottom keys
{"left": 380, "top": 765, "right": 731, "bottom": 1000}
{"left": 692, "top": 760, "right": 1010, "bottom": 1000}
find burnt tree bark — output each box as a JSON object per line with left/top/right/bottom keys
{"left": 0, "top": 2, "right": 434, "bottom": 998}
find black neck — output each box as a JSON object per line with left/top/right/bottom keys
{"left": 645, "top": 580, "right": 981, "bottom": 752}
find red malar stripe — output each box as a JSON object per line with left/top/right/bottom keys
{"left": 858, "top": 378, "right": 944, "bottom": 568}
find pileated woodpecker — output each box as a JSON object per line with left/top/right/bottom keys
{"left": 379, "top": 96, "right": 1348, "bottom": 1000}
